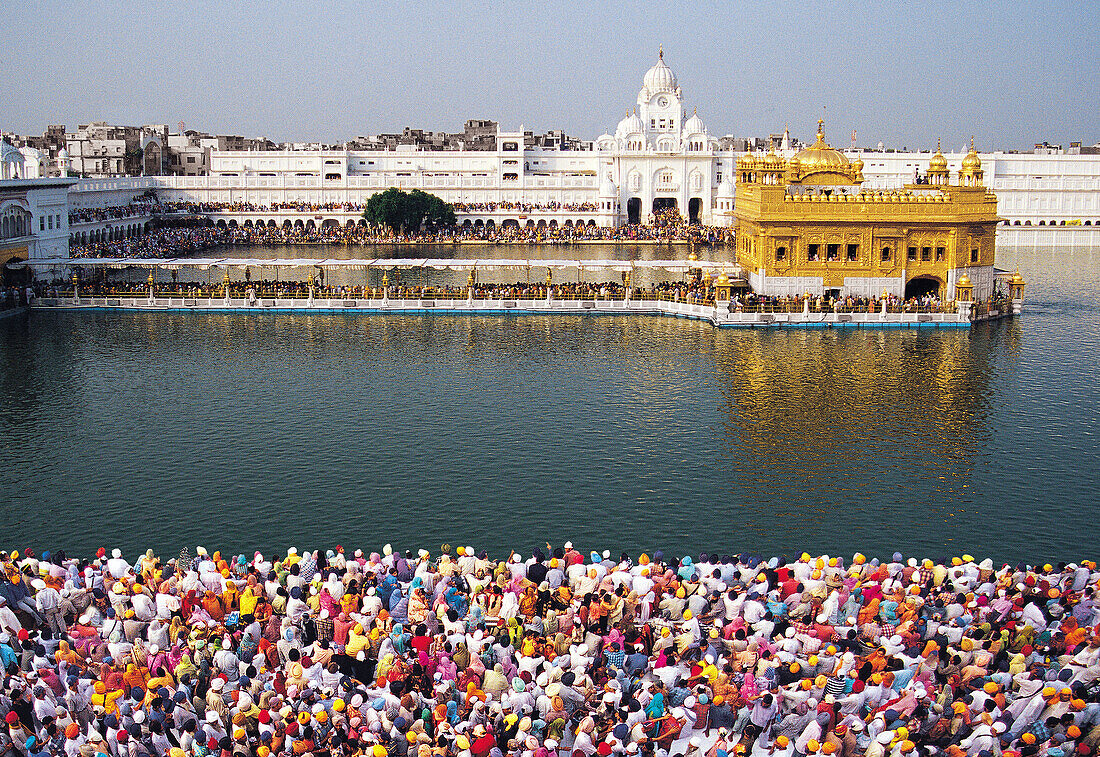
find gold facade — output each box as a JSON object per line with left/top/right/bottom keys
{"left": 734, "top": 124, "right": 1000, "bottom": 299}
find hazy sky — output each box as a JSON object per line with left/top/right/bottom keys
{"left": 2, "top": 1, "right": 1096, "bottom": 151}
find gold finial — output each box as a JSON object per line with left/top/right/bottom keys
{"left": 659, "top": 44, "right": 663, "bottom": 60}
{"left": 817, "top": 119, "right": 825, "bottom": 141}
{"left": 970, "top": 135, "right": 975, "bottom": 152}
{"left": 936, "top": 138, "right": 942, "bottom": 152}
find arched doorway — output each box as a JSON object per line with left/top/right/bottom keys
{"left": 652, "top": 197, "right": 677, "bottom": 215}
{"left": 627, "top": 197, "right": 641, "bottom": 224}
{"left": 143, "top": 141, "right": 163, "bottom": 175}
{"left": 904, "top": 275, "right": 942, "bottom": 300}
{"left": 1, "top": 256, "right": 28, "bottom": 287}
{"left": 688, "top": 197, "right": 702, "bottom": 224}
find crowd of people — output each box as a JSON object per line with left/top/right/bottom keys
{"left": 449, "top": 203, "right": 599, "bottom": 214}
{"left": 724, "top": 294, "right": 949, "bottom": 315}
{"left": 0, "top": 544, "right": 1098, "bottom": 757}
{"left": 69, "top": 228, "right": 232, "bottom": 260}
{"left": 69, "top": 202, "right": 163, "bottom": 226}
{"left": 1, "top": 285, "right": 34, "bottom": 311}
{"left": 43, "top": 278, "right": 712, "bottom": 304}
{"left": 67, "top": 223, "right": 732, "bottom": 262}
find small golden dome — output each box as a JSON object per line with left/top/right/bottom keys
{"left": 929, "top": 139, "right": 948, "bottom": 171}
{"left": 716, "top": 271, "right": 730, "bottom": 286}
{"left": 792, "top": 119, "right": 850, "bottom": 174}
{"left": 961, "top": 137, "right": 981, "bottom": 171}
{"left": 764, "top": 147, "right": 783, "bottom": 166}
{"left": 1010, "top": 269, "right": 1025, "bottom": 286}
{"left": 957, "top": 273, "right": 972, "bottom": 287}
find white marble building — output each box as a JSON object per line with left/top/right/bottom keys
{"left": 168, "top": 50, "right": 738, "bottom": 227}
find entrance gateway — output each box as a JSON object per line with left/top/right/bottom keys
{"left": 904, "top": 276, "right": 942, "bottom": 299}
{"left": 652, "top": 197, "right": 678, "bottom": 217}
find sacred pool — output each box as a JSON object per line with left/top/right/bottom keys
{"left": 0, "top": 243, "right": 1096, "bottom": 563}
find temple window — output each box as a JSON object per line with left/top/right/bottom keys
{"left": 908, "top": 247, "right": 917, "bottom": 261}
{"left": 881, "top": 247, "right": 891, "bottom": 261}
{"left": 971, "top": 248, "right": 979, "bottom": 263}
{"left": 846, "top": 244, "right": 858, "bottom": 262}
{"left": 826, "top": 243, "right": 839, "bottom": 261}
{"left": 921, "top": 246, "right": 931, "bottom": 261}
{"left": 935, "top": 246, "right": 945, "bottom": 261}
{"left": 808, "top": 244, "right": 819, "bottom": 261}
{"left": 776, "top": 246, "right": 787, "bottom": 261}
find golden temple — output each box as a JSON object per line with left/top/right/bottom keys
{"left": 733, "top": 122, "right": 1000, "bottom": 301}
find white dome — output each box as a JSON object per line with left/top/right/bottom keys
{"left": 58, "top": 148, "right": 69, "bottom": 160}
{"left": 683, "top": 111, "right": 705, "bottom": 135}
{"left": 615, "top": 111, "right": 644, "bottom": 139}
{"left": 717, "top": 178, "right": 734, "bottom": 198}
{"left": 642, "top": 49, "right": 677, "bottom": 94}
{"left": 1, "top": 142, "right": 24, "bottom": 163}
{"left": 599, "top": 177, "right": 618, "bottom": 197}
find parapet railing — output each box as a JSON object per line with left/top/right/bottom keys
{"left": 723, "top": 301, "right": 959, "bottom": 314}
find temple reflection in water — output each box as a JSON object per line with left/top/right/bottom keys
{"left": 708, "top": 325, "right": 1016, "bottom": 554}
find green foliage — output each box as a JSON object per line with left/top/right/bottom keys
{"left": 363, "top": 188, "right": 455, "bottom": 233}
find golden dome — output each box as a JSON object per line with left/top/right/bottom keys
{"left": 961, "top": 137, "right": 981, "bottom": 171}
{"left": 1010, "top": 269, "right": 1025, "bottom": 286}
{"left": 764, "top": 147, "right": 783, "bottom": 167}
{"left": 793, "top": 119, "right": 850, "bottom": 173}
{"left": 956, "top": 273, "right": 972, "bottom": 287}
{"left": 716, "top": 271, "right": 730, "bottom": 286}
{"left": 929, "top": 139, "right": 948, "bottom": 171}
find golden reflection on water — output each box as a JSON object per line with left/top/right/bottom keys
{"left": 707, "top": 327, "right": 1007, "bottom": 544}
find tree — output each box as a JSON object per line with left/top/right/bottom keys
{"left": 364, "top": 188, "right": 455, "bottom": 234}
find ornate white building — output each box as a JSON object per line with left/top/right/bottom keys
{"left": 593, "top": 48, "right": 734, "bottom": 224}
{"left": 146, "top": 51, "right": 739, "bottom": 229}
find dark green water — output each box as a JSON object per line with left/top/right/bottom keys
{"left": 1, "top": 245, "right": 1097, "bottom": 564}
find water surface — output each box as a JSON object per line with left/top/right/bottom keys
{"left": 2, "top": 245, "right": 1097, "bottom": 563}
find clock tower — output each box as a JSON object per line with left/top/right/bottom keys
{"left": 636, "top": 46, "right": 684, "bottom": 142}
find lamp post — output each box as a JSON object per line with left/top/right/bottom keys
{"left": 1009, "top": 268, "right": 1027, "bottom": 315}
{"left": 954, "top": 273, "right": 974, "bottom": 321}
